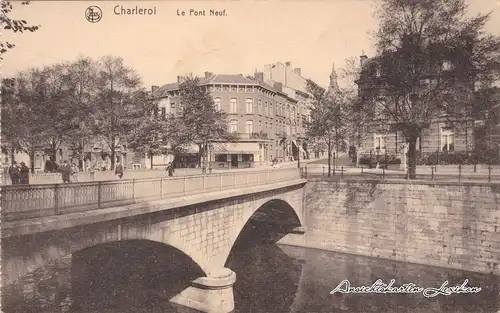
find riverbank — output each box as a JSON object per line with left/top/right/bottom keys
{"left": 278, "top": 177, "right": 500, "bottom": 277}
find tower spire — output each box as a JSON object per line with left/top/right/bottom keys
{"left": 328, "top": 61, "right": 340, "bottom": 95}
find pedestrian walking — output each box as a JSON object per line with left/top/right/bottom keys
{"left": 8, "top": 161, "right": 20, "bottom": 185}
{"left": 166, "top": 162, "right": 174, "bottom": 176}
{"left": 60, "top": 160, "right": 72, "bottom": 183}
{"left": 115, "top": 161, "right": 124, "bottom": 179}
{"left": 71, "top": 163, "right": 79, "bottom": 182}
{"left": 19, "top": 162, "right": 30, "bottom": 184}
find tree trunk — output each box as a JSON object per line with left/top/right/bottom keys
{"left": 327, "top": 135, "right": 332, "bottom": 177}
{"left": 407, "top": 137, "right": 417, "bottom": 180}
{"left": 197, "top": 143, "right": 203, "bottom": 168}
{"left": 10, "top": 146, "right": 15, "bottom": 163}
{"left": 110, "top": 146, "right": 116, "bottom": 171}
{"left": 29, "top": 148, "right": 35, "bottom": 174}
{"left": 149, "top": 150, "right": 154, "bottom": 169}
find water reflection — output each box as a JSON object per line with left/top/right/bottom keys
{"left": 2, "top": 240, "right": 499, "bottom": 313}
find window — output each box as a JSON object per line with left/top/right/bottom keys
{"left": 229, "top": 98, "right": 238, "bottom": 113}
{"left": 258, "top": 99, "right": 262, "bottom": 114}
{"left": 442, "top": 61, "right": 453, "bottom": 71}
{"left": 246, "top": 98, "right": 253, "bottom": 113}
{"left": 264, "top": 102, "right": 268, "bottom": 116}
{"left": 245, "top": 120, "right": 253, "bottom": 134}
{"left": 269, "top": 104, "right": 273, "bottom": 116}
{"left": 441, "top": 127, "right": 454, "bottom": 151}
{"left": 229, "top": 120, "right": 238, "bottom": 133}
{"left": 170, "top": 102, "right": 175, "bottom": 108}
{"left": 161, "top": 107, "right": 166, "bottom": 118}
{"left": 258, "top": 120, "right": 262, "bottom": 130}
{"left": 214, "top": 97, "right": 222, "bottom": 111}
{"left": 265, "top": 122, "right": 268, "bottom": 130}
{"left": 374, "top": 134, "right": 386, "bottom": 151}
{"left": 270, "top": 123, "right": 272, "bottom": 132}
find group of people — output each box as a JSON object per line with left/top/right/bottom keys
{"left": 8, "top": 160, "right": 79, "bottom": 185}
{"left": 7, "top": 161, "right": 31, "bottom": 185}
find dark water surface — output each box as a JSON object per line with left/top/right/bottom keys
{"left": 2, "top": 241, "right": 499, "bottom": 313}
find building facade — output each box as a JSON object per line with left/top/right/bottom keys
{"left": 354, "top": 49, "right": 476, "bottom": 164}
{"left": 152, "top": 72, "right": 301, "bottom": 169}
{"left": 262, "top": 62, "right": 313, "bottom": 158}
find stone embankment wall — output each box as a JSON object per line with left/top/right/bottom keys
{"left": 279, "top": 178, "right": 500, "bottom": 275}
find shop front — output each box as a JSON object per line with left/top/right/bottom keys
{"left": 213, "top": 152, "right": 255, "bottom": 169}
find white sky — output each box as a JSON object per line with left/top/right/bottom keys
{"left": 2, "top": 0, "right": 500, "bottom": 88}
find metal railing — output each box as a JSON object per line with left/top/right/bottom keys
{"left": 300, "top": 164, "right": 500, "bottom": 183}
{"left": 2, "top": 168, "right": 301, "bottom": 222}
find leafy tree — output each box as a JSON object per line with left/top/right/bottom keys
{"left": 364, "top": 0, "right": 500, "bottom": 179}
{"left": 1, "top": 1, "right": 40, "bottom": 59}
{"left": 305, "top": 79, "right": 350, "bottom": 176}
{"left": 63, "top": 57, "right": 100, "bottom": 169}
{"left": 1, "top": 77, "right": 43, "bottom": 172}
{"left": 15, "top": 64, "right": 84, "bottom": 161}
{"left": 1, "top": 78, "right": 21, "bottom": 162}
{"left": 91, "top": 56, "right": 146, "bottom": 170}
{"left": 306, "top": 80, "right": 349, "bottom": 176}
{"left": 178, "top": 76, "right": 236, "bottom": 172}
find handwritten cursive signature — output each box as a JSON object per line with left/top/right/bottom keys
{"left": 330, "top": 279, "right": 481, "bottom": 298}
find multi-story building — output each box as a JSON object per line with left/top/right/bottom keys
{"left": 353, "top": 44, "right": 476, "bottom": 163}
{"left": 151, "top": 71, "right": 300, "bottom": 169}
{"left": 262, "top": 62, "right": 312, "bottom": 158}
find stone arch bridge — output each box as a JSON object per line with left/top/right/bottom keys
{"left": 2, "top": 169, "right": 306, "bottom": 313}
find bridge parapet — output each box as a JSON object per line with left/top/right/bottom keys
{"left": 2, "top": 168, "right": 301, "bottom": 222}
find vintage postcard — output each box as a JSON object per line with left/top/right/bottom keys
{"left": 1, "top": 0, "right": 500, "bottom": 312}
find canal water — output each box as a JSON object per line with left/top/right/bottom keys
{"left": 2, "top": 241, "right": 499, "bottom": 313}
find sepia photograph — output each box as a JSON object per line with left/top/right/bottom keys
{"left": 1, "top": 0, "right": 500, "bottom": 312}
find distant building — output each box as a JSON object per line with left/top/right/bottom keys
{"left": 152, "top": 71, "right": 301, "bottom": 169}
{"left": 262, "top": 62, "right": 312, "bottom": 158}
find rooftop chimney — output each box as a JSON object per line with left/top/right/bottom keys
{"left": 255, "top": 72, "right": 264, "bottom": 82}
{"left": 177, "top": 76, "right": 182, "bottom": 83}
{"left": 293, "top": 68, "right": 301, "bottom": 76}
{"left": 151, "top": 85, "right": 159, "bottom": 93}
{"left": 273, "top": 82, "right": 283, "bottom": 92}
{"left": 204, "top": 71, "right": 213, "bottom": 79}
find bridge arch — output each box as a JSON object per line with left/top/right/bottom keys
{"left": 218, "top": 197, "right": 304, "bottom": 269}
{"left": 3, "top": 223, "right": 215, "bottom": 286}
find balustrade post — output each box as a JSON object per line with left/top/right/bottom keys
{"left": 183, "top": 176, "right": 187, "bottom": 195}
{"left": 488, "top": 164, "right": 492, "bottom": 182}
{"left": 219, "top": 174, "right": 223, "bottom": 191}
{"left": 458, "top": 164, "right": 462, "bottom": 181}
{"left": 54, "top": 184, "right": 60, "bottom": 215}
{"left": 132, "top": 179, "right": 136, "bottom": 202}
{"left": 160, "top": 178, "right": 164, "bottom": 199}
{"left": 97, "top": 182, "right": 102, "bottom": 210}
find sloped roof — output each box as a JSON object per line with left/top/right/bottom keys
{"left": 152, "top": 74, "right": 261, "bottom": 98}
{"left": 206, "top": 74, "right": 257, "bottom": 85}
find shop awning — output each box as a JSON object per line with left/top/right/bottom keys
{"left": 215, "top": 151, "right": 257, "bottom": 155}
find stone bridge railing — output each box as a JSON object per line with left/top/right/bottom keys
{"left": 2, "top": 168, "right": 301, "bottom": 222}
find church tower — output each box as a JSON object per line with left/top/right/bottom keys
{"left": 328, "top": 62, "right": 340, "bottom": 95}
